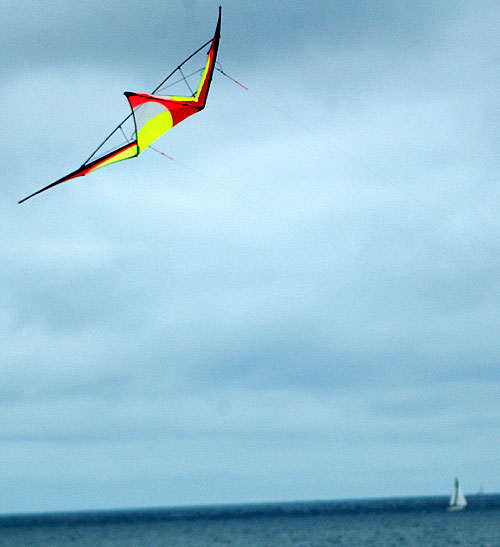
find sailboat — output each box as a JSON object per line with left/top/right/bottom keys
{"left": 447, "top": 478, "right": 467, "bottom": 511}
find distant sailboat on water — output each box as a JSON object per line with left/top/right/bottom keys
{"left": 447, "top": 478, "right": 467, "bottom": 511}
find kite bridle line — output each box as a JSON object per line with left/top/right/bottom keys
{"left": 215, "top": 63, "right": 249, "bottom": 90}
{"left": 156, "top": 68, "right": 207, "bottom": 93}
{"left": 178, "top": 67, "right": 195, "bottom": 97}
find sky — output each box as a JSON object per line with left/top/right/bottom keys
{"left": 2, "top": 0, "right": 500, "bottom": 514}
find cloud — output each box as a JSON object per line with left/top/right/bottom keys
{"left": 1, "top": 0, "right": 500, "bottom": 512}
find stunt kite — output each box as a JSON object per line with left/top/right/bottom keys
{"left": 19, "top": 7, "right": 221, "bottom": 204}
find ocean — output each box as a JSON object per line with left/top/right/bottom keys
{"left": 0, "top": 495, "right": 499, "bottom": 546}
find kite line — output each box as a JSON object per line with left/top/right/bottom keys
{"left": 214, "top": 64, "right": 490, "bottom": 250}
{"left": 146, "top": 63, "right": 498, "bottom": 315}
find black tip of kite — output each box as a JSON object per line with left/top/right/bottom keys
{"left": 18, "top": 189, "right": 39, "bottom": 203}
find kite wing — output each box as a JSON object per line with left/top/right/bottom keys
{"left": 19, "top": 7, "right": 221, "bottom": 204}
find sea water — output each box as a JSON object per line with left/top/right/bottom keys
{"left": 0, "top": 495, "right": 499, "bottom": 546}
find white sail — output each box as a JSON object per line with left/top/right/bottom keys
{"left": 448, "top": 478, "right": 467, "bottom": 511}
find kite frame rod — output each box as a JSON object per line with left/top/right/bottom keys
{"left": 82, "top": 116, "right": 133, "bottom": 165}
{"left": 158, "top": 67, "right": 207, "bottom": 92}
{"left": 82, "top": 38, "right": 213, "bottom": 166}
{"left": 151, "top": 38, "right": 212, "bottom": 93}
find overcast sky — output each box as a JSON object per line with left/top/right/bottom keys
{"left": 2, "top": 0, "right": 500, "bottom": 514}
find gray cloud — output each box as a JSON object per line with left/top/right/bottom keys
{"left": 1, "top": 0, "right": 500, "bottom": 513}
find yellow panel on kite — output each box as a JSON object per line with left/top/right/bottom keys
{"left": 132, "top": 102, "right": 174, "bottom": 153}
{"left": 88, "top": 142, "right": 138, "bottom": 173}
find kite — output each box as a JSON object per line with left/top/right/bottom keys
{"left": 19, "top": 7, "right": 221, "bottom": 204}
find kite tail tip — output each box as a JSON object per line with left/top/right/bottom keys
{"left": 18, "top": 190, "right": 38, "bottom": 203}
